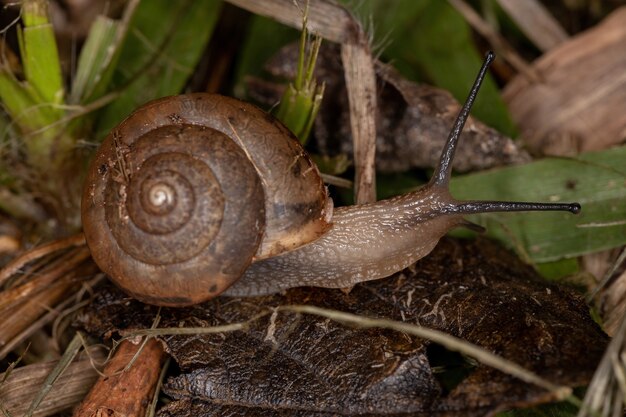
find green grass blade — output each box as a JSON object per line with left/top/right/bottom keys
{"left": 70, "top": 16, "right": 120, "bottom": 104}
{"left": 0, "top": 111, "right": 15, "bottom": 185}
{"left": 0, "top": 69, "right": 57, "bottom": 130}
{"left": 0, "top": 68, "right": 71, "bottom": 166}
{"left": 450, "top": 146, "right": 626, "bottom": 262}
{"left": 94, "top": 0, "right": 222, "bottom": 138}
{"left": 20, "top": 0, "right": 64, "bottom": 106}
{"left": 276, "top": 81, "right": 324, "bottom": 143}
{"left": 71, "top": 0, "right": 141, "bottom": 105}
{"left": 275, "top": 28, "right": 324, "bottom": 144}
{"left": 24, "top": 333, "right": 83, "bottom": 417}
{"left": 3, "top": 0, "right": 73, "bottom": 167}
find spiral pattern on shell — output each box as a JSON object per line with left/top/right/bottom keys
{"left": 82, "top": 94, "right": 331, "bottom": 306}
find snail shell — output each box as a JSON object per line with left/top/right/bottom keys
{"left": 81, "top": 94, "right": 332, "bottom": 306}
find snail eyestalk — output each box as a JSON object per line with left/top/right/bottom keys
{"left": 431, "top": 51, "right": 495, "bottom": 187}
{"left": 429, "top": 50, "right": 581, "bottom": 216}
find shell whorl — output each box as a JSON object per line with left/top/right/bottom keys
{"left": 81, "top": 94, "right": 331, "bottom": 306}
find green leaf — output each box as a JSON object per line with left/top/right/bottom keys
{"left": 275, "top": 22, "right": 324, "bottom": 143}
{"left": 70, "top": 16, "right": 121, "bottom": 104}
{"left": 20, "top": 0, "right": 64, "bottom": 106}
{"left": 94, "top": 0, "right": 222, "bottom": 138}
{"left": 450, "top": 146, "right": 626, "bottom": 263}
{"left": 376, "top": 172, "right": 426, "bottom": 201}
{"left": 534, "top": 258, "right": 580, "bottom": 281}
{"left": 0, "top": 69, "right": 55, "bottom": 129}
{"left": 276, "top": 83, "right": 323, "bottom": 144}
{"left": 0, "top": 68, "right": 71, "bottom": 166}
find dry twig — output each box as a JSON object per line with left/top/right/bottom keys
{"left": 72, "top": 339, "right": 166, "bottom": 417}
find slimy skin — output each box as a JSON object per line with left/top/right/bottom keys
{"left": 227, "top": 187, "right": 460, "bottom": 296}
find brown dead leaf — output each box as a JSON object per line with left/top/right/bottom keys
{"left": 78, "top": 238, "right": 606, "bottom": 416}
{"left": 372, "top": 63, "right": 530, "bottom": 173}
{"left": 249, "top": 43, "right": 530, "bottom": 174}
{"left": 503, "top": 7, "right": 626, "bottom": 156}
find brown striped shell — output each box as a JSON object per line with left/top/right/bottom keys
{"left": 81, "top": 94, "right": 331, "bottom": 306}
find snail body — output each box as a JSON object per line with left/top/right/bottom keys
{"left": 82, "top": 53, "right": 580, "bottom": 306}
{"left": 225, "top": 186, "right": 459, "bottom": 296}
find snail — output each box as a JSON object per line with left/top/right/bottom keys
{"left": 81, "top": 52, "right": 580, "bottom": 307}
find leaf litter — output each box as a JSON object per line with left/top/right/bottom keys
{"left": 77, "top": 238, "right": 607, "bottom": 416}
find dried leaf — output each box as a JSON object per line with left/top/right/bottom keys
{"left": 503, "top": 7, "right": 626, "bottom": 156}
{"left": 372, "top": 62, "right": 529, "bottom": 173}
{"left": 79, "top": 238, "right": 606, "bottom": 416}
{"left": 250, "top": 43, "right": 530, "bottom": 174}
